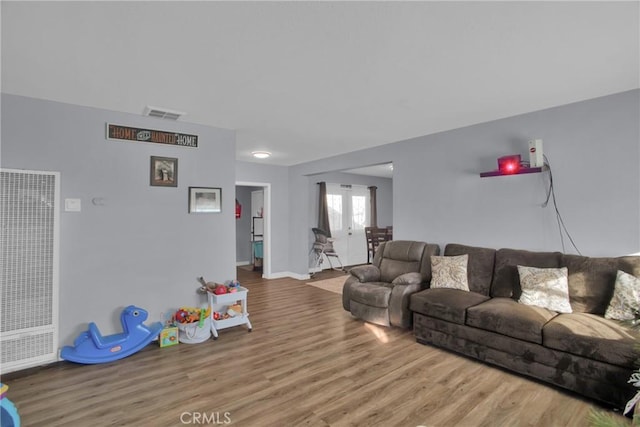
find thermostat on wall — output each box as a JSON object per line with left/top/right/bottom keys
{"left": 528, "top": 139, "right": 544, "bottom": 167}
{"left": 65, "top": 198, "right": 81, "bottom": 212}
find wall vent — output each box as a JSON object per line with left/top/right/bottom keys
{"left": 1, "top": 169, "right": 60, "bottom": 373}
{"left": 143, "top": 106, "right": 185, "bottom": 120}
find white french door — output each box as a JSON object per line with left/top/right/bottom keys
{"left": 326, "top": 183, "right": 369, "bottom": 267}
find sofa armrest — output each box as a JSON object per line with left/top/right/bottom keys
{"left": 349, "top": 265, "right": 381, "bottom": 283}
{"left": 388, "top": 282, "right": 423, "bottom": 328}
{"left": 391, "top": 272, "right": 425, "bottom": 287}
{"left": 342, "top": 275, "right": 359, "bottom": 311}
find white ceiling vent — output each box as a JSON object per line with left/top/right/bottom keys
{"left": 143, "top": 106, "right": 185, "bottom": 120}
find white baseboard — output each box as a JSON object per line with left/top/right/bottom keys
{"left": 264, "top": 271, "right": 311, "bottom": 281}
{"left": 236, "top": 261, "right": 251, "bottom": 266}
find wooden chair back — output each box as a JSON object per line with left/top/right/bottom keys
{"left": 365, "top": 226, "right": 392, "bottom": 263}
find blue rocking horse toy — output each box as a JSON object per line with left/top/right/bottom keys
{"left": 0, "top": 383, "right": 20, "bottom": 427}
{"left": 60, "top": 305, "right": 163, "bottom": 364}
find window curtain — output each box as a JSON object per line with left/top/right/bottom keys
{"left": 317, "top": 182, "right": 331, "bottom": 237}
{"left": 368, "top": 186, "right": 378, "bottom": 227}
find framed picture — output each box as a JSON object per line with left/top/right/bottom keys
{"left": 189, "top": 187, "right": 222, "bottom": 213}
{"left": 150, "top": 156, "right": 178, "bottom": 187}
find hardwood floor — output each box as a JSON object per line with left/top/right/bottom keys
{"left": 1, "top": 268, "right": 630, "bottom": 426}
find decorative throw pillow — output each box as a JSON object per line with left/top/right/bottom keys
{"left": 430, "top": 254, "right": 470, "bottom": 291}
{"left": 517, "top": 265, "right": 572, "bottom": 313}
{"left": 604, "top": 270, "right": 640, "bottom": 321}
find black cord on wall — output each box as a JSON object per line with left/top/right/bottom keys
{"left": 542, "top": 155, "right": 582, "bottom": 255}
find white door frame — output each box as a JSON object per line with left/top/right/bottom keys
{"left": 236, "top": 181, "right": 271, "bottom": 278}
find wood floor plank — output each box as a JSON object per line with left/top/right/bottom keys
{"left": 1, "top": 268, "right": 631, "bottom": 426}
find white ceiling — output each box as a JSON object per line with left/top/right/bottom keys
{"left": 2, "top": 2, "right": 638, "bottom": 166}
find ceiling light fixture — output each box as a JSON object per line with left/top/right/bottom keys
{"left": 252, "top": 151, "right": 271, "bottom": 159}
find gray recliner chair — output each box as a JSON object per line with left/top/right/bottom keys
{"left": 342, "top": 240, "right": 440, "bottom": 328}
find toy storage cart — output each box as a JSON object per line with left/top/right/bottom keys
{"left": 207, "top": 286, "right": 252, "bottom": 339}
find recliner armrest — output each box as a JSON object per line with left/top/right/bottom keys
{"left": 391, "top": 272, "right": 425, "bottom": 287}
{"left": 350, "top": 265, "right": 381, "bottom": 283}
{"left": 388, "top": 281, "right": 424, "bottom": 328}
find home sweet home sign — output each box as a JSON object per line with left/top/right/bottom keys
{"left": 106, "top": 123, "right": 198, "bottom": 148}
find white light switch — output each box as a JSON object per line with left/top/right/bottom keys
{"left": 65, "top": 198, "right": 82, "bottom": 212}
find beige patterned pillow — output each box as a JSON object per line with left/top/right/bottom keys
{"left": 430, "top": 254, "right": 469, "bottom": 291}
{"left": 517, "top": 265, "right": 572, "bottom": 313}
{"left": 604, "top": 270, "right": 640, "bottom": 321}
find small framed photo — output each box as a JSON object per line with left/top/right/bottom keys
{"left": 150, "top": 156, "right": 178, "bottom": 187}
{"left": 189, "top": 187, "right": 222, "bottom": 213}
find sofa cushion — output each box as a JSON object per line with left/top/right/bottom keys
{"left": 350, "top": 283, "right": 392, "bottom": 308}
{"left": 466, "top": 298, "right": 557, "bottom": 344}
{"left": 517, "top": 266, "right": 572, "bottom": 313}
{"left": 410, "top": 288, "right": 490, "bottom": 325}
{"left": 605, "top": 270, "right": 640, "bottom": 321}
{"left": 444, "top": 243, "right": 496, "bottom": 296}
{"left": 430, "top": 254, "right": 470, "bottom": 291}
{"left": 562, "top": 254, "right": 640, "bottom": 314}
{"left": 377, "top": 241, "right": 427, "bottom": 283}
{"left": 491, "top": 248, "right": 562, "bottom": 299}
{"left": 543, "top": 313, "right": 638, "bottom": 368}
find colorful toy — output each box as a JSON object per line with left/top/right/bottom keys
{"left": 197, "top": 276, "right": 219, "bottom": 294}
{"left": 175, "top": 309, "right": 189, "bottom": 323}
{"left": 174, "top": 306, "right": 210, "bottom": 324}
{"left": 198, "top": 277, "right": 242, "bottom": 295}
{"left": 159, "top": 327, "right": 179, "bottom": 347}
{"left": 60, "top": 305, "right": 163, "bottom": 364}
{"left": 175, "top": 305, "right": 212, "bottom": 344}
{"left": 198, "top": 307, "right": 207, "bottom": 327}
{"left": 0, "top": 383, "right": 20, "bottom": 427}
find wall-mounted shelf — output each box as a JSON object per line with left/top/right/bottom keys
{"left": 480, "top": 166, "right": 548, "bottom": 178}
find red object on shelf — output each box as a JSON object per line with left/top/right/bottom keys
{"left": 235, "top": 199, "right": 242, "bottom": 219}
{"left": 497, "top": 155, "right": 521, "bottom": 175}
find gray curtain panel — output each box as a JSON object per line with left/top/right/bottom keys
{"left": 369, "top": 186, "right": 378, "bottom": 227}
{"left": 318, "top": 182, "right": 331, "bottom": 237}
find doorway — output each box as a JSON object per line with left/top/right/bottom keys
{"left": 326, "top": 183, "right": 369, "bottom": 267}
{"left": 235, "top": 182, "right": 271, "bottom": 278}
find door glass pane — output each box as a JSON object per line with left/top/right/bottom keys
{"left": 326, "top": 194, "right": 343, "bottom": 231}
{"left": 351, "top": 195, "right": 367, "bottom": 230}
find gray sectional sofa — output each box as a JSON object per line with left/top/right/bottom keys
{"left": 410, "top": 243, "right": 640, "bottom": 408}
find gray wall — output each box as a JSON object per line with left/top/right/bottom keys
{"left": 1, "top": 94, "right": 236, "bottom": 345}
{"left": 287, "top": 90, "right": 640, "bottom": 276}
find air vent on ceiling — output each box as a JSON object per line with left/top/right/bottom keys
{"left": 143, "top": 106, "right": 185, "bottom": 120}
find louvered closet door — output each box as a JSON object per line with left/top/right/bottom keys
{"left": 1, "top": 169, "right": 60, "bottom": 373}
